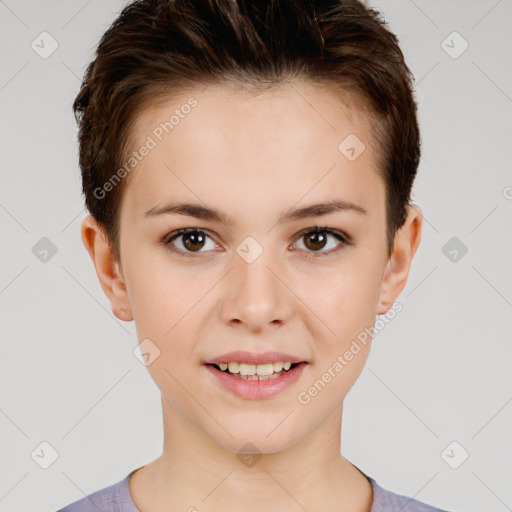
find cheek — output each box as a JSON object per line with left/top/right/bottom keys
{"left": 128, "top": 268, "right": 203, "bottom": 397}
{"left": 126, "top": 259, "right": 214, "bottom": 373}
{"left": 301, "top": 260, "right": 383, "bottom": 347}
{"left": 129, "top": 277, "right": 176, "bottom": 335}
{"left": 126, "top": 255, "right": 200, "bottom": 334}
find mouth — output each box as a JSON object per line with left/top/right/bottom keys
{"left": 203, "top": 359, "right": 308, "bottom": 400}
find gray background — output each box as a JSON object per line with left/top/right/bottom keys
{"left": 0, "top": 1, "right": 511, "bottom": 511}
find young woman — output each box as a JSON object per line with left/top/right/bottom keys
{"left": 58, "top": 1, "right": 449, "bottom": 510}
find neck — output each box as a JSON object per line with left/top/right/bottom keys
{"left": 129, "top": 395, "right": 373, "bottom": 512}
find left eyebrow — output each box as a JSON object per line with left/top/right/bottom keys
{"left": 143, "top": 199, "right": 367, "bottom": 227}
{"left": 278, "top": 199, "right": 368, "bottom": 224}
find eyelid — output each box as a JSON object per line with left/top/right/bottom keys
{"left": 293, "top": 226, "right": 351, "bottom": 244}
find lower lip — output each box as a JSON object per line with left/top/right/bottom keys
{"left": 204, "top": 363, "right": 308, "bottom": 400}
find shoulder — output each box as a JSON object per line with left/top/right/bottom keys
{"left": 55, "top": 473, "right": 139, "bottom": 512}
{"left": 368, "top": 476, "right": 451, "bottom": 512}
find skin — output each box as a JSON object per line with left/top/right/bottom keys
{"left": 81, "top": 80, "right": 422, "bottom": 512}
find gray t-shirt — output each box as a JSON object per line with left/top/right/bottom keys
{"left": 56, "top": 468, "right": 450, "bottom": 511}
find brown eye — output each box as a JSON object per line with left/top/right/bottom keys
{"left": 164, "top": 228, "right": 218, "bottom": 255}
{"left": 181, "top": 231, "right": 206, "bottom": 251}
{"left": 303, "top": 231, "right": 328, "bottom": 251}
{"left": 293, "top": 227, "right": 350, "bottom": 256}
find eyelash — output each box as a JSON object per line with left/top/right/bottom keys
{"left": 159, "top": 226, "right": 353, "bottom": 258}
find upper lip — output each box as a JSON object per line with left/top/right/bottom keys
{"left": 204, "top": 351, "right": 307, "bottom": 366}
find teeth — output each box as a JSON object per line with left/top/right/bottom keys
{"left": 256, "top": 363, "right": 274, "bottom": 376}
{"left": 239, "top": 363, "right": 256, "bottom": 376}
{"left": 273, "top": 362, "right": 284, "bottom": 372}
{"left": 227, "top": 362, "right": 240, "bottom": 373}
{"left": 216, "top": 361, "right": 296, "bottom": 376}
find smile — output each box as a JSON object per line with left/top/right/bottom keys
{"left": 204, "top": 361, "right": 308, "bottom": 399}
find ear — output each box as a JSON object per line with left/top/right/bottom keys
{"left": 80, "top": 215, "right": 133, "bottom": 322}
{"left": 377, "top": 204, "right": 423, "bottom": 315}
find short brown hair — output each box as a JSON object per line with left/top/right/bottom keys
{"left": 73, "top": 0, "right": 420, "bottom": 262}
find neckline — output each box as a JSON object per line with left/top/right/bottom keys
{"left": 124, "top": 465, "right": 378, "bottom": 512}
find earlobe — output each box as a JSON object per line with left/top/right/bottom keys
{"left": 377, "top": 205, "right": 423, "bottom": 315}
{"left": 80, "top": 215, "right": 134, "bottom": 322}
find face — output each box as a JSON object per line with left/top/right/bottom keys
{"left": 83, "top": 81, "right": 421, "bottom": 455}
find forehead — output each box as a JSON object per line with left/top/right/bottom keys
{"left": 122, "top": 81, "right": 383, "bottom": 221}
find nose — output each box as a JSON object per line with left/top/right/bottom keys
{"left": 218, "top": 248, "right": 293, "bottom": 332}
